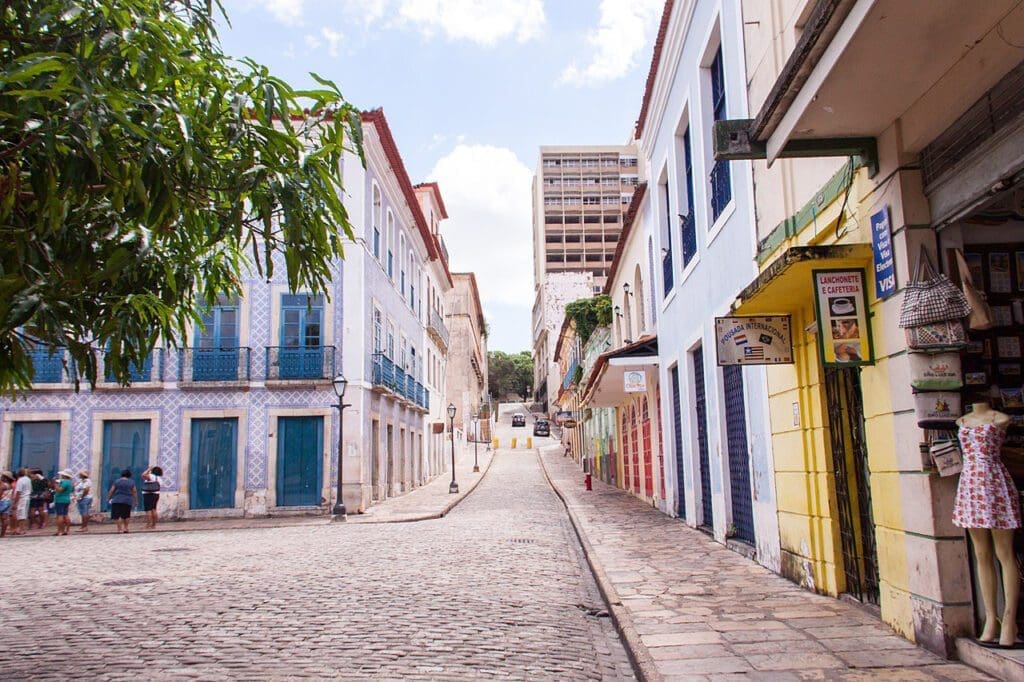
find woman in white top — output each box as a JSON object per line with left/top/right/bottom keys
{"left": 74, "top": 470, "right": 93, "bottom": 532}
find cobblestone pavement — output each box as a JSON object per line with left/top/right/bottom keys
{"left": 539, "top": 445, "right": 991, "bottom": 682}
{"left": 0, "top": 445, "right": 634, "bottom": 681}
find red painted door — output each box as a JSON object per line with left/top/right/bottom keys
{"left": 630, "top": 405, "right": 641, "bottom": 492}
{"left": 656, "top": 384, "right": 666, "bottom": 500}
{"left": 620, "top": 410, "right": 631, "bottom": 491}
{"left": 641, "top": 397, "right": 653, "bottom": 498}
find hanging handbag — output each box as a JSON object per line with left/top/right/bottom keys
{"left": 904, "top": 319, "right": 967, "bottom": 350}
{"left": 929, "top": 438, "right": 963, "bottom": 477}
{"left": 914, "top": 390, "right": 962, "bottom": 426}
{"left": 898, "top": 246, "right": 971, "bottom": 328}
{"left": 909, "top": 351, "right": 963, "bottom": 390}
{"left": 954, "top": 249, "right": 994, "bottom": 331}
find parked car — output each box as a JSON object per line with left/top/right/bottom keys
{"left": 533, "top": 419, "right": 550, "bottom": 437}
{"left": 511, "top": 413, "right": 526, "bottom": 427}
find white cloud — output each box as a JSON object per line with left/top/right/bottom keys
{"left": 559, "top": 0, "right": 663, "bottom": 87}
{"left": 259, "top": 0, "right": 306, "bottom": 25}
{"left": 397, "top": 0, "right": 544, "bottom": 46}
{"left": 320, "top": 27, "right": 344, "bottom": 57}
{"left": 427, "top": 145, "right": 534, "bottom": 308}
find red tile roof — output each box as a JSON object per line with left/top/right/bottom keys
{"left": 634, "top": 0, "right": 675, "bottom": 140}
{"left": 361, "top": 109, "right": 453, "bottom": 286}
{"left": 602, "top": 183, "right": 648, "bottom": 295}
{"left": 413, "top": 182, "right": 449, "bottom": 219}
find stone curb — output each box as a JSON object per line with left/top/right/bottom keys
{"left": 536, "top": 446, "right": 662, "bottom": 682}
{"left": 352, "top": 447, "right": 498, "bottom": 524}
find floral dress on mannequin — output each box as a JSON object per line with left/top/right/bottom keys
{"left": 953, "top": 422, "right": 1022, "bottom": 529}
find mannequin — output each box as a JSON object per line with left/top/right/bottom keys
{"left": 953, "top": 401, "right": 1021, "bottom": 648}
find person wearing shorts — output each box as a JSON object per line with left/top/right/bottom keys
{"left": 141, "top": 466, "right": 163, "bottom": 530}
{"left": 52, "top": 469, "right": 74, "bottom": 536}
{"left": 0, "top": 471, "right": 14, "bottom": 537}
{"left": 74, "top": 470, "right": 93, "bottom": 532}
{"left": 107, "top": 469, "right": 137, "bottom": 534}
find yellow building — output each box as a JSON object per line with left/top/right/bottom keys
{"left": 720, "top": 0, "right": 1024, "bottom": 659}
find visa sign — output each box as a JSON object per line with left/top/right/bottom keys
{"left": 871, "top": 206, "right": 896, "bottom": 299}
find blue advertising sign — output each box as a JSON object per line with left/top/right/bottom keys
{"left": 870, "top": 206, "right": 896, "bottom": 299}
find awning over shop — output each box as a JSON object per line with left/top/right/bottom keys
{"left": 731, "top": 244, "right": 872, "bottom": 316}
{"left": 581, "top": 336, "right": 659, "bottom": 408}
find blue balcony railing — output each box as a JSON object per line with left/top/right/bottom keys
{"left": 372, "top": 353, "right": 428, "bottom": 409}
{"left": 563, "top": 357, "right": 580, "bottom": 390}
{"left": 180, "top": 347, "right": 251, "bottom": 382}
{"left": 103, "top": 350, "right": 160, "bottom": 384}
{"left": 662, "top": 251, "right": 674, "bottom": 297}
{"left": 29, "top": 348, "right": 67, "bottom": 384}
{"left": 266, "top": 346, "right": 335, "bottom": 381}
{"left": 710, "top": 159, "right": 732, "bottom": 222}
{"left": 680, "top": 212, "right": 696, "bottom": 267}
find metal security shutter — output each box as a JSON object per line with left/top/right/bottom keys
{"left": 723, "top": 365, "right": 755, "bottom": 545}
{"left": 671, "top": 367, "right": 686, "bottom": 520}
{"left": 693, "top": 347, "right": 713, "bottom": 530}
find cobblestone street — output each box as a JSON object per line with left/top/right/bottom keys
{"left": 0, "top": 446, "right": 633, "bottom": 681}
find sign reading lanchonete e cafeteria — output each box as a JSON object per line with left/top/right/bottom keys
{"left": 715, "top": 316, "right": 793, "bottom": 365}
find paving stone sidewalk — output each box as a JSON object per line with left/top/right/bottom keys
{"left": 538, "top": 445, "right": 990, "bottom": 682}
{"left": 2, "top": 440, "right": 492, "bottom": 538}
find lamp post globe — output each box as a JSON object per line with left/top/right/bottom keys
{"left": 331, "top": 373, "right": 348, "bottom": 519}
{"left": 472, "top": 415, "right": 480, "bottom": 473}
{"left": 447, "top": 403, "right": 458, "bottom": 494}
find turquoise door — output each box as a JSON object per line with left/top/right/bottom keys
{"left": 190, "top": 418, "right": 237, "bottom": 509}
{"left": 194, "top": 297, "right": 239, "bottom": 381}
{"left": 276, "top": 416, "right": 323, "bottom": 507}
{"left": 279, "top": 294, "right": 323, "bottom": 379}
{"left": 11, "top": 422, "right": 60, "bottom": 479}
{"left": 101, "top": 420, "right": 150, "bottom": 511}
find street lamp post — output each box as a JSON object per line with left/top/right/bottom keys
{"left": 447, "top": 403, "right": 458, "bottom": 494}
{"left": 472, "top": 414, "right": 480, "bottom": 473}
{"left": 332, "top": 373, "right": 349, "bottom": 520}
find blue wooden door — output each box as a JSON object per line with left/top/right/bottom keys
{"left": 279, "top": 294, "right": 323, "bottom": 379}
{"left": 670, "top": 367, "right": 686, "bottom": 520}
{"left": 723, "top": 365, "right": 755, "bottom": 545}
{"left": 190, "top": 418, "right": 237, "bottom": 509}
{"left": 101, "top": 420, "right": 150, "bottom": 511}
{"left": 11, "top": 422, "right": 60, "bottom": 479}
{"left": 692, "top": 347, "right": 713, "bottom": 530}
{"left": 276, "top": 416, "right": 323, "bottom": 507}
{"left": 195, "top": 298, "right": 239, "bottom": 380}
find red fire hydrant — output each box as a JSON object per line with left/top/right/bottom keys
{"left": 585, "top": 473, "right": 592, "bottom": 491}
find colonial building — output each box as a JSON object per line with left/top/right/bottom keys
{"left": 1, "top": 108, "right": 457, "bottom": 521}
{"left": 444, "top": 273, "right": 489, "bottom": 439}
{"left": 716, "top": 0, "right": 1024, "bottom": 666}
{"left": 632, "top": 0, "right": 780, "bottom": 566}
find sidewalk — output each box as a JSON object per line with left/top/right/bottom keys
{"left": 3, "top": 441, "right": 495, "bottom": 538}
{"left": 538, "top": 445, "right": 990, "bottom": 681}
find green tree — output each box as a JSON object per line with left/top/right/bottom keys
{"left": 0, "top": 0, "right": 363, "bottom": 393}
{"left": 564, "top": 294, "right": 612, "bottom": 346}
{"left": 488, "top": 350, "right": 533, "bottom": 400}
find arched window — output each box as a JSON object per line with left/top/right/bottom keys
{"left": 386, "top": 211, "right": 395, "bottom": 280}
{"left": 634, "top": 265, "right": 646, "bottom": 334}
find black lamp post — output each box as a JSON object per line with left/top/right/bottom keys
{"left": 332, "top": 372, "right": 349, "bottom": 519}
{"left": 447, "top": 402, "right": 458, "bottom": 494}
{"left": 472, "top": 414, "right": 480, "bottom": 473}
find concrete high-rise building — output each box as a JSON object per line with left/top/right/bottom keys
{"left": 531, "top": 145, "right": 639, "bottom": 411}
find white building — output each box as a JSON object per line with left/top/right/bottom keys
{"left": 637, "top": 0, "right": 780, "bottom": 568}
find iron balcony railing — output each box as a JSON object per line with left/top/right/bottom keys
{"left": 179, "top": 347, "right": 251, "bottom": 382}
{"left": 29, "top": 347, "right": 68, "bottom": 384}
{"left": 103, "top": 349, "right": 162, "bottom": 384}
{"left": 680, "top": 212, "right": 696, "bottom": 267}
{"left": 372, "top": 353, "right": 429, "bottom": 409}
{"left": 562, "top": 357, "right": 580, "bottom": 390}
{"left": 428, "top": 309, "right": 450, "bottom": 347}
{"left": 265, "top": 346, "right": 335, "bottom": 381}
{"left": 710, "top": 159, "right": 732, "bottom": 222}
{"left": 662, "top": 251, "right": 674, "bottom": 297}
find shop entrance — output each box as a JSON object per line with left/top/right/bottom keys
{"left": 825, "top": 367, "right": 879, "bottom": 605}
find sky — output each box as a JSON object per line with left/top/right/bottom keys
{"left": 218, "top": 0, "right": 664, "bottom": 352}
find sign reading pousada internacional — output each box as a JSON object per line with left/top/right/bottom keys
{"left": 715, "top": 316, "right": 793, "bottom": 365}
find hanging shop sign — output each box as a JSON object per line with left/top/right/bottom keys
{"left": 870, "top": 206, "right": 897, "bottom": 300}
{"left": 813, "top": 269, "right": 875, "bottom": 367}
{"left": 624, "top": 370, "right": 647, "bottom": 393}
{"left": 714, "top": 316, "right": 793, "bottom": 365}
{"left": 554, "top": 410, "right": 573, "bottom": 425}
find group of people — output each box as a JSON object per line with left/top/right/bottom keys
{"left": 0, "top": 465, "right": 164, "bottom": 536}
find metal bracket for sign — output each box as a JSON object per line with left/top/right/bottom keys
{"left": 713, "top": 119, "right": 879, "bottom": 178}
